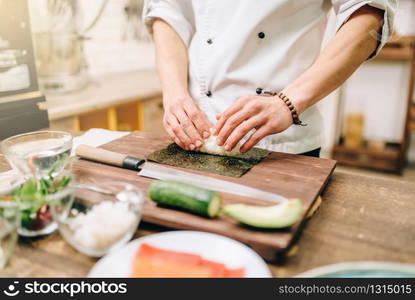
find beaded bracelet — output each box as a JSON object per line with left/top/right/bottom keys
{"left": 259, "top": 89, "right": 307, "bottom": 126}
{"left": 277, "top": 92, "right": 306, "bottom": 126}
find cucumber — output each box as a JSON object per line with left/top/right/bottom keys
{"left": 148, "top": 180, "right": 221, "bottom": 218}
{"left": 222, "top": 198, "right": 303, "bottom": 229}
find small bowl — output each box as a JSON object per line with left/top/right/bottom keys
{"left": 50, "top": 182, "right": 144, "bottom": 257}
{"left": 1, "top": 131, "right": 73, "bottom": 179}
{"left": 13, "top": 172, "right": 73, "bottom": 237}
{"left": 0, "top": 201, "right": 19, "bottom": 269}
{"left": 0, "top": 172, "right": 24, "bottom": 196}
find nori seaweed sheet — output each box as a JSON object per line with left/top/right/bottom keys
{"left": 147, "top": 143, "right": 271, "bottom": 178}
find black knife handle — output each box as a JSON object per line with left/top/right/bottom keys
{"left": 122, "top": 156, "right": 146, "bottom": 171}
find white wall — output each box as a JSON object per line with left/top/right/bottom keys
{"left": 80, "top": 0, "right": 155, "bottom": 76}
{"left": 342, "top": 61, "right": 410, "bottom": 142}
{"left": 28, "top": 0, "right": 156, "bottom": 76}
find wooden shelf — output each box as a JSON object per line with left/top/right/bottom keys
{"left": 410, "top": 104, "right": 415, "bottom": 132}
{"left": 377, "top": 36, "right": 415, "bottom": 60}
{"left": 333, "top": 142, "right": 402, "bottom": 173}
{"left": 333, "top": 143, "right": 400, "bottom": 160}
{"left": 331, "top": 155, "right": 400, "bottom": 172}
{"left": 377, "top": 48, "right": 413, "bottom": 60}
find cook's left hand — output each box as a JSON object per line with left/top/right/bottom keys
{"left": 214, "top": 95, "right": 293, "bottom": 153}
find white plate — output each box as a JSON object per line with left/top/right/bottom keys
{"left": 88, "top": 230, "right": 272, "bottom": 278}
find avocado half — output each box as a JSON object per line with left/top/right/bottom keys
{"left": 222, "top": 198, "right": 303, "bottom": 229}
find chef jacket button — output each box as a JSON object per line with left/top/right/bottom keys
{"left": 206, "top": 90, "right": 212, "bottom": 97}
{"left": 256, "top": 88, "right": 263, "bottom": 95}
{"left": 207, "top": 38, "right": 213, "bottom": 44}
{"left": 258, "top": 32, "right": 265, "bottom": 39}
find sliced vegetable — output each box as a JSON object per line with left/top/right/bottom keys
{"left": 225, "top": 268, "right": 245, "bottom": 278}
{"left": 130, "top": 243, "right": 245, "bottom": 278}
{"left": 132, "top": 258, "right": 214, "bottom": 277}
{"left": 148, "top": 180, "right": 221, "bottom": 218}
{"left": 138, "top": 243, "right": 201, "bottom": 264}
{"left": 222, "top": 198, "right": 303, "bottom": 229}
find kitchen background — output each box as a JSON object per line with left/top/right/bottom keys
{"left": 2, "top": 0, "right": 415, "bottom": 179}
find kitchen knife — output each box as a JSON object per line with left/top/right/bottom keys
{"left": 75, "top": 144, "right": 288, "bottom": 203}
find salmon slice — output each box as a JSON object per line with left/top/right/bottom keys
{"left": 130, "top": 243, "right": 246, "bottom": 278}
{"left": 225, "top": 268, "right": 245, "bottom": 278}
{"left": 131, "top": 259, "right": 214, "bottom": 277}
{"left": 200, "top": 259, "right": 227, "bottom": 277}
{"left": 136, "top": 243, "right": 202, "bottom": 264}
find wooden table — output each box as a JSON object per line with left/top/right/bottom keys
{"left": 1, "top": 138, "right": 415, "bottom": 277}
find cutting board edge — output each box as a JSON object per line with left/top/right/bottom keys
{"left": 140, "top": 215, "right": 293, "bottom": 255}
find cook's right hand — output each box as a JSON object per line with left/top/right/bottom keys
{"left": 163, "top": 95, "right": 212, "bottom": 150}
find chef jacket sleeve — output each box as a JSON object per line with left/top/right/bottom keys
{"left": 143, "top": 0, "right": 195, "bottom": 47}
{"left": 331, "top": 0, "right": 396, "bottom": 58}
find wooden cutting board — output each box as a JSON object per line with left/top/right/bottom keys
{"left": 73, "top": 131, "right": 336, "bottom": 260}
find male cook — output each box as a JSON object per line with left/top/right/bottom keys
{"left": 143, "top": 0, "right": 395, "bottom": 157}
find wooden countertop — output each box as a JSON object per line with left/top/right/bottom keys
{"left": 39, "top": 70, "right": 161, "bottom": 121}
{"left": 1, "top": 136, "right": 415, "bottom": 277}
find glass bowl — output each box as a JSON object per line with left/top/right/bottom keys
{"left": 50, "top": 182, "right": 144, "bottom": 257}
{"left": 17, "top": 196, "right": 57, "bottom": 237}
{"left": 12, "top": 172, "right": 73, "bottom": 237}
{"left": 0, "top": 201, "right": 19, "bottom": 269}
{"left": 0, "top": 172, "right": 24, "bottom": 196}
{"left": 1, "top": 131, "right": 73, "bottom": 179}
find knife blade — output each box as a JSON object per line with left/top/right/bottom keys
{"left": 138, "top": 162, "right": 288, "bottom": 203}
{"left": 75, "top": 144, "right": 288, "bottom": 203}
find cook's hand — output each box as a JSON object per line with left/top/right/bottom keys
{"left": 214, "top": 95, "right": 293, "bottom": 153}
{"left": 163, "top": 95, "right": 212, "bottom": 150}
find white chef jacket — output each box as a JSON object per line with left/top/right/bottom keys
{"left": 143, "top": 0, "right": 395, "bottom": 154}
